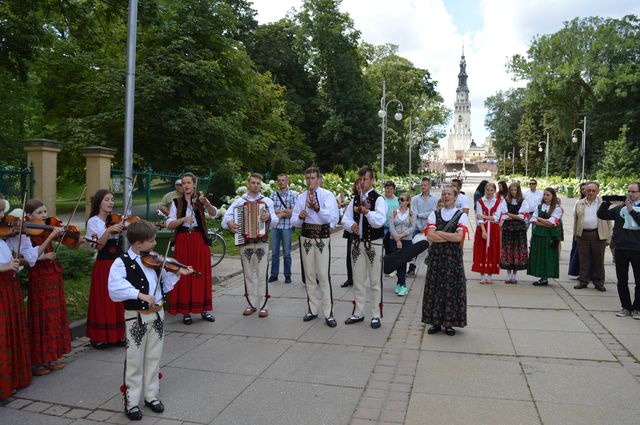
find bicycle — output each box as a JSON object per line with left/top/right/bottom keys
{"left": 208, "top": 228, "right": 226, "bottom": 267}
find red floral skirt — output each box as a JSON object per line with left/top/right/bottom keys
{"left": 471, "top": 222, "right": 502, "bottom": 275}
{"left": 0, "top": 271, "right": 31, "bottom": 398}
{"left": 28, "top": 264, "right": 71, "bottom": 364}
{"left": 86, "top": 259, "right": 125, "bottom": 343}
{"left": 168, "top": 231, "right": 213, "bottom": 314}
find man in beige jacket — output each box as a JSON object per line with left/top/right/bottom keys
{"left": 573, "top": 182, "right": 612, "bottom": 291}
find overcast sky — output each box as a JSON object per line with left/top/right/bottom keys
{"left": 249, "top": 0, "right": 639, "bottom": 147}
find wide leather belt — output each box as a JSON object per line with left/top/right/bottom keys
{"left": 302, "top": 223, "right": 330, "bottom": 238}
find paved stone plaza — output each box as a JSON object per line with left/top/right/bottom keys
{"left": 2, "top": 194, "right": 640, "bottom": 425}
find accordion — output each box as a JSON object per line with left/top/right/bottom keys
{"left": 234, "top": 200, "right": 267, "bottom": 246}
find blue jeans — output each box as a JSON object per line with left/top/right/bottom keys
{"left": 270, "top": 228, "right": 292, "bottom": 278}
{"left": 389, "top": 239, "right": 412, "bottom": 285}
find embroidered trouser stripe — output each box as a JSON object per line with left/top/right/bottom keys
{"left": 352, "top": 241, "right": 383, "bottom": 318}
{"left": 240, "top": 241, "right": 270, "bottom": 309}
{"left": 300, "top": 236, "right": 333, "bottom": 318}
{"left": 123, "top": 310, "right": 164, "bottom": 408}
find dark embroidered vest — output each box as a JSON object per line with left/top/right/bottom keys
{"left": 97, "top": 239, "right": 121, "bottom": 260}
{"left": 507, "top": 200, "right": 523, "bottom": 214}
{"left": 174, "top": 196, "right": 208, "bottom": 242}
{"left": 353, "top": 190, "right": 384, "bottom": 241}
{"left": 435, "top": 210, "right": 461, "bottom": 233}
{"left": 120, "top": 253, "right": 162, "bottom": 311}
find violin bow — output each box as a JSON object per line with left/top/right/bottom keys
{"left": 151, "top": 240, "right": 173, "bottom": 301}
{"left": 123, "top": 174, "right": 138, "bottom": 220}
{"left": 54, "top": 185, "right": 86, "bottom": 254}
{"left": 13, "top": 192, "right": 28, "bottom": 280}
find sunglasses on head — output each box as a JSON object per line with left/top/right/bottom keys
{"left": 399, "top": 198, "right": 407, "bottom": 201}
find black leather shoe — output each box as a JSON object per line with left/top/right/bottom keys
{"left": 427, "top": 325, "right": 441, "bottom": 335}
{"left": 325, "top": 317, "right": 337, "bottom": 327}
{"left": 111, "top": 339, "right": 127, "bottom": 348}
{"left": 573, "top": 282, "right": 589, "bottom": 289}
{"left": 144, "top": 399, "right": 165, "bottom": 413}
{"left": 445, "top": 327, "right": 456, "bottom": 336}
{"left": 182, "top": 314, "right": 193, "bottom": 325}
{"left": 268, "top": 276, "right": 278, "bottom": 283}
{"left": 344, "top": 315, "right": 364, "bottom": 325}
{"left": 533, "top": 279, "right": 548, "bottom": 286}
{"left": 201, "top": 311, "right": 215, "bottom": 322}
{"left": 303, "top": 313, "right": 318, "bottom": 322}
{"left": 370, "top": 318, "right": 381, "bottom": 329}
{"left": 285, "top": 277, "right": 292, "bottom": 284}
{"left": 90, "top": 341, "right": 109, "bottom": 350}
{"left": 126, "top": 406, "right": 142, "bottom": 420}
{"left": 341, "top": 280, "right": 353, "bottom": 287}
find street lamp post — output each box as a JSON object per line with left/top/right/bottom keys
{"left": 571, "top": 116, "right": 587, "bottom": 180}
{"left": 379, "top": 80, "right": 403, "bottom": 186}
{"left": 538, "top": 132, "right": 549, "bottom": 179}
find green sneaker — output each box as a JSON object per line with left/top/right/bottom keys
{"left": 398, "top": 286, "right": 408, "bottom": 296}
{"left": 394, "top": 284, "right": 400, "bottom": 295}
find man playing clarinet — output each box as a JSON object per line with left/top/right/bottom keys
{"left": 222, "top": 173, "right": 278, "bottom": 317}
{"left": 292, "top": 167, "right": 340, "bottom": 327}
{"left": 342, "top": 167, "right": 388, "bottom": 329}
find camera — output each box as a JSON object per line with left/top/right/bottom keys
{"left": 602, "top": 195, "right": 627, "bottom": 202}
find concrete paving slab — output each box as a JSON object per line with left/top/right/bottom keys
{"left": 222, "top": 314, "right": 314, "bottom": 340}
{"left": 466, "top": 306, "right": 506, "bottom": 329}
{"left": 100, "top": 367, "right": 254, "bottom": 423}
{"left": 501, "top": 308, "right": 591, "bottom": 332}
{"left": 210, "top": 378, "right": 361, "bottom": 425}
{"left": 166, "top": 338, "right": 290, "bottom": 375}
{"left": 163, "top": 312, "right": 235, "bottom": 336}
{"left": 73, "top": 344, "right": 126, "bottom": 364}
{"left": 511, "top": 329, "right": 615, "bottom": 360}
{"left": 262, "top": 343, "right": 379, "bottom": 388}
{"left": 613, "top": 333, "right": 640, "bottom": 361}
{"left": 466, "top": 292, "right": 500, "bottom": 307}
{"left": 159, "top": 333, "right": 212, "bottom": 366}
{"left": 495, "top": 293, "right": 570, "bottom": 309}
{"left": 404, "top": 393, "right": 540, "bottom": 425}
{"left": 200, "top": 294, "right": 249, "bottom": 313}
{"left": 0, "top": 406, "right": 73, "bottom": 425}
{"left": 537, "top": 401, "right": 640, "bottom": 425}
{"left": 261, "top": 297, "right": 310, "bottom": 317}
{"left": 593, "top": 312, "right": 640, "bottom": 335}
{"left": 421, "top": 327, "right": 516, "bottom": 356}
{"left": 573, "top": 294, "right": 621, "bottom": 311}
{"left": 299, "top": 302, "right": 400, "bottom": 348}
{"left": 412, "top": 352, "right": 531, "bottom": 401}
{"left": 523, "top": 360, "right": 640, "bottom": 408}
{"left": 492, "top": 282, "right": 556, "bottom": 294}
{"left": 17, "top": 358, "right": 121, "bottom": 409}
{"left": 558, "top": 281, "right": 620, "bottom": 297}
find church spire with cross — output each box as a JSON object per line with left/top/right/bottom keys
{"left": 446, "top": 46, "right": 472, "bottom": 162}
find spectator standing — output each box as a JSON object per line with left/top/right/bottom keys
{"left": 528, "top": 188, "right": 563, "bottom": 286}
{"left": 568, "top": 182, "right": 589, "bottom": 278}
{"left": 269, "top": 174, "right": 297, "bottom": 284}
{"left": 500, "top": 182, "right": 529, "bottom": 284}
{"left": 409, "top": 178, "right": 439, "bottom": 276}
{"left": 523, "top": 179, "right": 544, "bottom": 222}
{"left": 383, "top": 181, "right": 399, "bottom": 255}
{"left": 158, "top": 180, "right": 183, "bottom": 217}
{"left": 473, "top": 180, "right": 489, "bottom": 205}
{"left": 573, "top": 182, "right": 612, "bottom": 292}
{"left": 451, "top": 178, "right": 470, "bottom": 214}
{"left": 597, "top": 182, "right": 640, "bottom": 318}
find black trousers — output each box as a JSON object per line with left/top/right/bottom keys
{"left": 345, "top": 233, "right": 353, "bottom": 282}
{"left": 614, "top": 249, "right": 640, "bottom": 311}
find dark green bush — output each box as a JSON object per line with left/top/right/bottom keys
{"left": 56, "top": 245, "right": 96, "bottom": 281}
{"left": 207, "top": 168, "right": 237, "bottom": 205}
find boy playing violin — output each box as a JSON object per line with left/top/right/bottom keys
{"left": 108, "top": 220, "right": 194, "bottom": 421}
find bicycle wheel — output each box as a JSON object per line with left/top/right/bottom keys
{"left": 211, "top": 233, "right": 226, "bottom": 267}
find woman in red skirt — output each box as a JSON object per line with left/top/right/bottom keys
{"left": 472, "top": 182, "right": 507, "bottom": 284}
{"left": 0, "top": 197, "right": 43, "bottom": 398}
{"left": 85, "top": 190, "right": 125, "bottom": 348}
{"left": 24, "top": 199, "right": 80, "bottom": 376}
{"left": 167, "top": 172, "right": 217, "bottom": 325}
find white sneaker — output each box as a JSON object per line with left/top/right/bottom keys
{"left": 616, "top": 309, "right": 631, "bottom": 317}
{"left": 632, "top": 310, "right": 640, "bottom": 320}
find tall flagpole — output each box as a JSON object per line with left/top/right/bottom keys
{"left": 123, "top": 0, "right": 139, "bottom": 250}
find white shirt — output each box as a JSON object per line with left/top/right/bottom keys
{"left": 573, "top": 198, "right": 599, "bottom": 230}
{"left": 342, "top": 188, "right": 388, "bottom": 238}
{"left": 524, "top": 189, "right": 544, "bottom": 212}
{"left": 166, "top": 199, "right": 197, "bottom": 230}
{"left": 108, "top": 248, "right": 180, "bottom": 304}
{"left": 502, "top": 198, "right": 529, "bottom": 221}
{"left": 291, "top": 187, "right": 339, "bottom": 228}
{"left": 426, "top": 207, "right": 469, "bottom": 232}
{"left": 455, "top": 193, "right": 471, "bottom": 211}
{"left": 0, "top": 236, "right": 38, "bottom": 267}
{"left": 221, "top": 193, "right": 279, "bottom": 230}
{"left": 531, "top": 203, "right": 563, "bottom": 226}
{"left": 475, "top": 196, "right": 507, "bottom": 224}
{"left": 86, "top": 215, "right": 118, "bottom": 241}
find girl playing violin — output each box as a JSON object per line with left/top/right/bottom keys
{"left": 0, "top": 196, "right": 48, "bottom": 398}
{"left": 24, "top": 199, "right": 79, "bottom": 376}
{"left": 85, "top": 189, "right": 126, "bottom": 349}
{"left": 166, "top": 172, "right": 217, "bottom": 325}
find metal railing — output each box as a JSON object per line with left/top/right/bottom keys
{"left": 0, "top": 166, "right": 34, "bottom": 211}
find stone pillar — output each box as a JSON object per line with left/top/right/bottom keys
{"left": 23, "top": 139, "right": 63, "bottom": 216}
{"left": 81, "top": 146, "right": 116, "bottom": 218}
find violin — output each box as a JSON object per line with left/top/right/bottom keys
{"left": 106, "top": 213, "right": 140, "bottom": 228}
{"left": 0, "top": 215, "right": 53, "bottom": 237}
{"left": 140, "top": 251, "right": 201, "bottom": 276}
{"left": 45, "top": 217, "right": 81, "bottom": 247}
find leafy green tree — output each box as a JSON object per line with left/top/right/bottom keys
{"left": 598, "top": 126, "right": 640, "bottom": 179}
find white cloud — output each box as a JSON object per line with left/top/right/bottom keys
{"left": 249, "top": 0, "right": 640, "bottom": 148}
